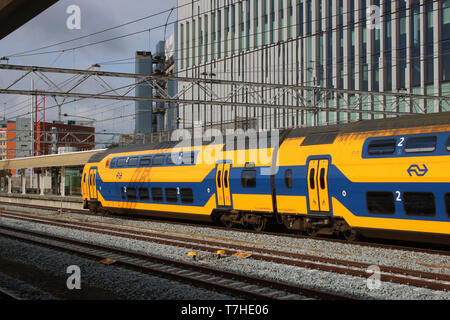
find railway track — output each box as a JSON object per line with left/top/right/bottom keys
{"left": 1, "top": 200, "right": 449, "bottom": 257}
{"left": 1, "top": 209, "right": 449, "bottom": 293}
{"left": 0, "top": 223, "right": 353, "bottom": 300}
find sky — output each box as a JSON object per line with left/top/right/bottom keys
{"left": 0, "top": 0, "right": 178, "bottom": 146}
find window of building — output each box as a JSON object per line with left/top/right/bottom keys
{"left": 116, "top": 158, "right": 127, "bottom": 167}
{"left": 445, "top": 193, "right": 450, "bottom": 217}
{"left": 403, "top": 192, "right": 436, "bottom": 217}
{"left": 367, "top": 192, "right": 396, "bottom": 214}
{"left": 180, "top": 24, "right": 184, "bottom": 69}
{"left": 139, "top": 156, "right": 152, "bottom": 166}
{"left": 404, "top": 136, "right": 437, "bottom": 153}
{"left": 367, "top": 139, "right": 396, "bottom": 155}
{"left": 285, "top": 169, "right": 293, "bottom": 189}
{"left": 186, "top": 21, "right": 190, "bottom": 68}
{"left": 205, "top": 15, "right": 209, "bottom": 62}
{"left": 181, "top": 188, "right": 194, "bottom": 204}
{"left": 151, "top": 188, "right": 163, "bottom": 202}
{"left": 139, "top": 188, "right": 149, "bottom": 201}
{"left": 241, "top": 170, "right": 257, "bottom": 188}
{"left": 127, "top": 157, "right": 138, "bottom": 167}
{"left": 165, "top": 188, "right": 178, "bottom": 203}
{"left": 127, "top": 187, "right": 137, "bottom": 200}
{"left": 152, "top": 155, "right": 165, "bottom": 166}
{"left": 442, "top": 0, "right": 450, "bottom": 82}
{"left": 264, "top": 0, "right": 269, "bottom": 44}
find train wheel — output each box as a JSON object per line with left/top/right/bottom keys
{"left": 252, "top": 217, "right": 267, "bottom": 232}
{"left": 305, "top": 228, "right": 318, "bottom": 237}
{"left": 343, "top": 229, "right": 359, "bottom": 241}
{"left": 220, "top": 214, "right": 234, "bottom": 229}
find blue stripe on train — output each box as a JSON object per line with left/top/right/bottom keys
{"left": 94, "top": 162, "right": 450, "bottom": 222}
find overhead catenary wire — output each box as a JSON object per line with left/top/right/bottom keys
{"left": 1, "top": 0, "right": 447, "bottom": 130}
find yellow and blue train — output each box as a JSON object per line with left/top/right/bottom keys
{"left": 82, "top": 112, "right": 450, "bottom": 245}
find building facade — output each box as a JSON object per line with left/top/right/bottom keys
{"left": 6, "top": 118, "right": 95, "bottom": 159}
{"left": 177, "top": 0, "right": 450, "bottom": 130}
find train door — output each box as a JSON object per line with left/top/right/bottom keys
{"left": 222, "top": 163, "right": 232, "bottom": 206}
{"left": 82, "top": 172, "right": 88, "bottom": 198}
{"left": 307, "top": 159, "right": 330, "bottom": 213}
{"left": 215, "top": 163, "right": 232, "bottom": 207}
{"left": 89, "top": 168, "right": 98, "bottom": 200}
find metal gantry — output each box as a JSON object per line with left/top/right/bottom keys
{"left": 1, "top": 63, "right": 450, "bottom": 131}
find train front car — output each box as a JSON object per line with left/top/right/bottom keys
{"left": 276, "top": 112, "right": 450, "bottom": 245}
{"left": 81, "top": 143, "right": 222, "bottom": 220}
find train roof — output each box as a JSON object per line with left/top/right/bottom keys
{"left": 88, "top": 112, "right": 450, "bottom": 163}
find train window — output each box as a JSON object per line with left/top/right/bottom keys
{"left": 403, "top": 192, "right": 436, "bottom": 217}
{"left": 151, "top": 188, "right": 163, "bottom": 202}
{"left": 182, "top": 152, "right": 196, "bottom": 165}
{"left": 165, "top": 188, "right": 178, "bottom": 203}
{"left": 83, "top": 173, "right": 86, "bottom": 183}
{"left": 110, "top": 158, "right": 116, "bottom": 168}
{"left": 127, "top": 188, "right": 137, "bottom": 201}
{"left": 139, "top": 156, "right": 152, "bottom": 166}
{"left": 106, "top": 160, "right": 110, "bottom": 167}
{"left": 166, "top": 153, "right": 180, "bottom": 165}
{"left": 139, "top": 188, "right": 149, "bottom": 201}
{"left": 404, "top": 136, "right": 437, "bottom": 153}
{"left": 224, "top": 171, "right": 229, "bottom": 188}
{"left": 447, "top": 137, "right": 450, "bottom": 152}
{"left": 116, "top": 158, "right": 127, "bottom": 167}
{"left": 367, "top": 192, "right": 396, "bottom": 215}
{"left": 121, "top": 187, "right": 126, "bottom": 200}
{"left": 217, "top": 170, "right": 222, "bottom": 188}
{"left": 181, "top": 188, "right": 194, "bottom": 203}
{"left": 319, "top": 168, "right": 326, "bottom": 190}
{"left": 127, "top": 157, "right": 138, "bottom": 167}
{"left": 241, "top": 170, "right": 257, "bottom": 188}
{"left": 285, "top": 169, "right": 293, "bottom": 189}
{"left": 152, "top": 155, "right": 165, "bottom": 166}
{"left": 367, "top": 139, "right": 396, "bottom": 155}
{"left": 309, "top": 168, "right": 316, "bottom": 190}
{"left": 445, "top": 194, "right": 450, "bottom": 218}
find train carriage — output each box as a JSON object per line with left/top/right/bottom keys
{"left": 82, "top": 112, "right": 450, "bottom": 245}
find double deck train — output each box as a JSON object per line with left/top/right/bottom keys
{"left": 82, "top": 112, "right": 450, "bottom": 245}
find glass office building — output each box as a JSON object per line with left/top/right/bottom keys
{"left": 177, "top": 0, "right": 450, "bottom": 130}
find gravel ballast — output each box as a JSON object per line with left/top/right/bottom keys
{"left": 0, "top": 212, "right": 448, "bottom": 300}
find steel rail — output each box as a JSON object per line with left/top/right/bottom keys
{"left": 0, "top": 223, "right": 353, "bottom": 300}
{"left": 1, "top": 210, "right": 449, "bottom": 292}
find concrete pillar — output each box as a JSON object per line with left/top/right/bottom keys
{"left": 7, "top": 176, "right": 11, "bottom": 194}
{"left": 60, "top": 167, "right": 65, "bottom": 197}
{"left": 39, "top": 174, "right": 44, "bottom": 196}
{"left": 21, "top": 172, "right": 26, "bottom": 195}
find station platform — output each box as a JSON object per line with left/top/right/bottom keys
{"left": 0, "top": 193, "right": 84, "bottom": 211}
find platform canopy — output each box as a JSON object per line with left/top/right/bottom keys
{"left": 0, "top": 149, "right": 105, "bottom": 170}
{"left": 0, "top": 0, "right": 59, "bottom": 39}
